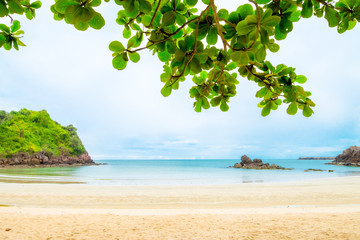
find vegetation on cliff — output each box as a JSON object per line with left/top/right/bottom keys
{"left": 0, "top": 109, "right": 86, "bottom": 159}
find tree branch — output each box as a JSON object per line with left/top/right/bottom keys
{"left": 209, "top": 0, "right": 233, "bottom": 51}
{"left": 147, "top": 0, "right": 162, "bottom": 28}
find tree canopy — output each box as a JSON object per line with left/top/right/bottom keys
{"left": 1, "top": 0, "right": 359, "bottom": 116}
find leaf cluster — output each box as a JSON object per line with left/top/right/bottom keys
{"left": 0, "top": 109, "right": 86, "bottom": 158}
{"left": 50, "top": 0, "right": 105, "bottom": 31}
{"left": 107, "top": 0, "right": 320, "bottom": 116}
{"left": 0, "top": 0, "right": 41, "bottom": 50}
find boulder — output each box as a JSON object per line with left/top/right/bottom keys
{"left": 253, "top": 159, "right": 263, "bottom": 164}
{"left": 328, "top": 146, "right": 360, "bottom": 166}
{"left": 241, "top": 155, "right": 253, "bottom": 164}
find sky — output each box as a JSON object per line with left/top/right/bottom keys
{"left": 1, "top": 1, "right": 360, "bottom": 160}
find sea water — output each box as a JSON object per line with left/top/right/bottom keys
{"left": 0, "top": 159, "right": 360, "bottom": 185}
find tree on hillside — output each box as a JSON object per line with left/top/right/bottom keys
{"left": 1, "top": 0, "right": 359, "bottom": 116}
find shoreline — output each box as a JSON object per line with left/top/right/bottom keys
{"left": 0, "top": 176, "right": 359, "bottom": 209}
{"left": 1, "top": 176, "right": 359, "bottom": 239}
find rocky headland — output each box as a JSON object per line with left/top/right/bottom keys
{"left": 230, "top": 155, "right": 293, "bottom": 170}
{"left": 0, "top": 109, "right": 98, "bottom": 168}
{"left": 328, "top": 146, "right": 360, "bottom": 166}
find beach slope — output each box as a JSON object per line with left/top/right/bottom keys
{"left": 0, "top": 177, "right": 359, "bottom": 239}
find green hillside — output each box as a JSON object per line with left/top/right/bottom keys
{"left": 0, "top": 109, "right": 86, "bottom": 158}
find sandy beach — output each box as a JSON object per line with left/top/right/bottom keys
{"left": 0, "top": 176, "right": 359, "bottom": 239}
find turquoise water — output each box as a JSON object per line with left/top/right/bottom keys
{"left": 0, "top": 159, "right": 360, "bottom": 185}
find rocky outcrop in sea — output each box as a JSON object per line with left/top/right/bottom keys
{"left": 230, "top": 155, "right": 293, "bottom": 170}
{"left": 0, "top": 151, "right": 97, "bottom": 168}
{"left": 328, "top": 146, "right": 360, "bottom": 166}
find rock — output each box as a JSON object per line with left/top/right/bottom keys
{"left": 241, "top": 155, "right": 252, "bottom": 164}
{"left": 232, "top": 155, "right": 293, "bottom": 170}
{"left": 328, "top": 146, "right": 360, "bottom": 166}
{"left": 233, "top": 163, "right": 242, "bottom": 168}
{"left": 0, "top": 151, "right": 97, "bottom": 168}
{"left": 304, "top": 168, "right": 327, "bottom": 172}
{"left": 253, "top": 159, "right": 263, "bottom": 164}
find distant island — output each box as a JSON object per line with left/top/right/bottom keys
{"left": 298, "top": 157, "right": 335, "bottom": 160}
{"left": 0, "top": 109, "right": 95, "bottom": 167}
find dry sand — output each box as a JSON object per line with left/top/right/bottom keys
{"left": 0, "top": 177, "right": 359, "bottom": 239}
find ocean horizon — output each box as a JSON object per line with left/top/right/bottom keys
{"left": 1, "top": 159, "right": 360, "bottom": 186}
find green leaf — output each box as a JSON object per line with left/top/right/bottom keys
{"left": 30, "top": 1, "right": 42, "bottom": 9}
{"left": 158, "top": 51, "right": 172, "bottom": 62}
{"left": 289, "top": 11, "right": 301, "bottom": 22}
{"left": 25, "top": 9, "right": 35, "bottom": 20}
{"left": 89, "top": 0, "right": 101, "bottom": 7}
{"left": 287, "top": 102, "right": 298, "bottom": 115}
{"left": 245, "top": 15, "right": 258, "bottom": 25}
{"left": 0, "top": 0, "right": 9, "bottom": 17}
{"left": 88, "top": 12, "right": 105, "bottom": 30}
{"left": 162, "top": 11, "right": 176, "bottom": 26}
{"left": 129, "top": 52, "right": 140, "bottom": 63}
{"left": 220, "top": 99, "right": 229, "bottom": 112}
{"left": 210, "top": 96, "right": 221, "bottom": 107}
{"left": 161, "top": 83, "right": 172, "bottom": 97}
{"left": 166, "top": 40, "right": 177, "bottom": 54}
{"left": 237, "top": 4, "right": 253, "bottom": 19}
{"left": 324, "top": 7, "right": 340, "bottom": 27}
{"left": 206, "top": 27, "right": 218, "bottom": 45}
{"left": 139, "top": 0, "right": 152, "bottom": 13}
{"left": 123, "top": 26, "right": 131, "bottom": 39}
{"left": 0, "top": 34, "right": 5, "bottom": 46}
{"left": 303, "top": 105, "right": 313, "bottom": 117}
{"left": 142, "top": 15, "right": 152, "bottom": 26}
{"left": 275, "top": 25, "right": 287, "bottom": 40}
{"left": 65, "top": 5, "right": 94, "bottom": 24}
{"left": 268, "top": 43, "right": 280, "bottom": 52}
{"left": 218, "top": 9, "right": 229, "bottom": 19}
{"left": 255, "top": 46, "right": 266, "bottom": 62}
{"left": 189, "top": 58, "right": 202, "bottom": 74}
{"left": 112, "top": 54, "right": 127, "bottom": 70}
{"left": 55, "top": 0, "right": 78, "bottom": 14}
{"left": 10, "top": 20, "right": 20, "bottom": 33}
{"left": 279, "top": 18, "right": 293, "bottom": 34}
{"left": 256, "top": 87, "right": 267, "bottom": 98}
{"left": 186, "top": 0, "right": 198, "bottom": 7}
{"left": 74, "top": 21, "right": 89, "bottom": 31}
{"left": 202, "top": 97, "right": 210, "bottom": 109}
{"left": 7, "top": 0, "right": 24, "bottom": 14}
{"left": 109, "top": 41, "right": 125, "bottom": 52}
{"left": 301, "top": 0, "right": 313, "bottom": 18}
{"left": 0, "top": 24, "right": 10, "bottom": 34}
{"left": 13, "top": 38, "right": 19, "bottom": 50}
{"left": 231, "top": 51, "right": 249, "bottom": 65}
{"left": 194, "top": 98, "right": 202, "bottom": 112}
{"left": 261, "top": 102, "right": 271, "bottom": 117}
{"left": 262, "top": 16, "right": 281, "bottom": 27}
{"left": 295, "top": 75, "right": 307, "bottom": 84}
{"left": 236, "top": 20, "right": 256, "bottom": 35}
{"left": 160, "top": 73, "right": 171, "bottom": 82}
